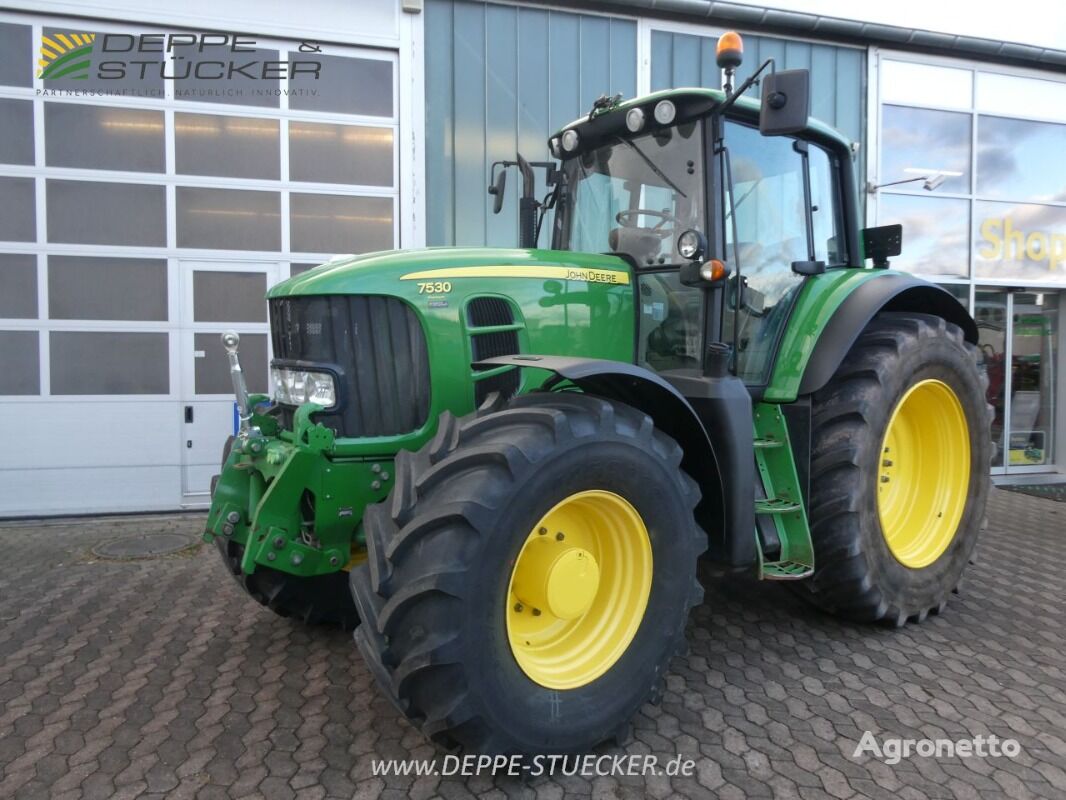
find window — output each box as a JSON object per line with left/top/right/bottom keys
{"left": 289, "top": 54, "right": 393, "bottom": 116}
{"left": 47, "top": 180, "right": 166, "bottom": 246}
{"left": 881, "top": 106, "right": 971, "bottom": 194}
{"left": 193, "top": 271, "right": 267, "bottom": 323}
{"left": 0, "top": 177, "right": 36, "bottom": 242}
{"left": 808, "top": 145, "right": 845, "bottom": 266}
{"left": 0, "top": 331, "right": 38, "bottom": 394}
{"left": 176, "top": 187, "right": 280, "bottom": 251}
{"left": 173, "top": 46, "right": 280, "bottom": 107}
{"left": 175, "top": 113, "right": 280, "bottom": 180}
{"left": 290, "top": 193, "right": 393, "bottom": 254}
{"left": 0, "top": 99, "right": 33, "bottom": 165}
{"left": 48, "top": 256, "right": 167, "bottom": 321}
{"left": 288, "top": 122, "right": 393, "bottom": 186}
{"left": 974, "top": 201, "right": 1066, "bottom": 281}
{"left": 977, "top": 117, "right": 1066, "bottom": 201}
{"left": 50, "top": 331, "right": 169, "bottom": 394}
{"left": 877, "top": 59, "right": 1066, "bottom": 286}
{"left": 879, "top": 194, "right": 970, "bottom": 277}
{"left": 637, "top": 270, "right": 703, "bottom": 372}
{"left": 0, "top": 254, "right": 37, "bottom": 318}
{"left": 723, "top": 122, "right": 808, "bottom": 384}
{"left": 45, "top": 105, "right": 165, "bottom": 173}
{"left": 42, "top": 29, "right": 164, "bottom": 96}
{"left": 562, "top": 121, "right": 706, "bottom": 268}
{"left": 0, "top": 23, "right": 32, "bottom": 87}
{"left": 195, "top": 332, "right": 267, "bottom": 394}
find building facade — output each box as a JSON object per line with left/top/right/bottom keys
{"left": 0, "top": 0, "right": 1063, "bottom": 516}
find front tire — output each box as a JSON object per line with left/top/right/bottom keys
{"left": 350, "top": 393, "right": 705, "bottom": 754}
{"left": 801, "top": 312, "right": 991, "bottom": 625}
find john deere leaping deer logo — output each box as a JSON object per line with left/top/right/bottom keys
{"left": 37, "top": 32, "right": 96, "bottom": 80}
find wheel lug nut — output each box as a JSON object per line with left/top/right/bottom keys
{"left": 532, "top": 608, "right": 541, "bottom": 616}
{"left": 556, "top": 532, "right": 565, "bottom": 541}
{"left": 538, "top": 527, "right": 547, "bottom": 535}
{"left": 882, "top": 459, "right": 893, "bottom": 467}
{"left": 514, "top": 603, "right": 524, "bottom": 612}
{"left": 881, "top": 475, "right": 890, "bottom": 483}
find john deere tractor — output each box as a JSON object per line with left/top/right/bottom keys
{"left": 206, "top": 32, "right": 990, "bottom": 755}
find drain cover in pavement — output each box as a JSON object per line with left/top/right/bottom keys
{"left": 92, "top": 532, "right": 197, "bottom": 560}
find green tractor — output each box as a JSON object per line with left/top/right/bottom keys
{"left": 206, "top": 32, "right": 990, "bottom": 755}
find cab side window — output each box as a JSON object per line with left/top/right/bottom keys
{"left": 723, "top": 122, "right": 808, "bottom": 384}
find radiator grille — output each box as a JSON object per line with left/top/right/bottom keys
{"left": 269, "top": 295, "right": 430, "bottom": 437}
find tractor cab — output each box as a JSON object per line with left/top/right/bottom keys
{"left": 497, "top": 32, "right": 861, "bottom": 392}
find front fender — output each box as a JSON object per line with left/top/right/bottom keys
{"left": 478, "top": 354, "right": 758, "bottom": 569}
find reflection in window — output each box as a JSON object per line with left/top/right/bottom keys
{"left": 176, "top": 187, "right": 280, "bottom": 251}
{"left": 638, "top": 270, "right": 703, "bottom": 372}
{"left": 192, "top": 271, "right": 267, "bottom": 323}
{"left": 878, "top": 194, "right": 969, "bottom": 277}
{"left": 175, "top": 113, "right": 279, "bottom": 180}
{"left": 936, "top": 283, "right": 970, "bottom": 311}
{"left": 1009, "top": 293, "right": 1058, "bottom": 466}
{"left": 881, "top": 105, "right": 971, "bottom": 194}
{"left": 977, "top": 116, "right": 1066, "bottom": 203}
{"left": 974, "top": 200, "right": 1066, "bottom": 281}
{"left": 45, "top": 105, "right": 165, "bottom": 172}
{"left": 195, "top": 332, "right": 267, "bottom": 394}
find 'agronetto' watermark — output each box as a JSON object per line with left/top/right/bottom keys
{"left": 853, "top": 731, "right": 1021, "bottom": 765}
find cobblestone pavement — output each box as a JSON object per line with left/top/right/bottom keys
{"left": 1, "top": 488, "right": 1065, "bottom": 799}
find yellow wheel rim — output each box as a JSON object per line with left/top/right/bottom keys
{"left": 506, "top": 490, "right": 652, "bottom": 690}
{"left": 877, "top": 379, "right": 970, "bottom": 569}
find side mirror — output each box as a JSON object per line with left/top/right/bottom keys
{"left": 759, "top": 69, "right": 810, "bottom": 136}
{"left": 488, "top": 169, "right": 507, "bottom": 214}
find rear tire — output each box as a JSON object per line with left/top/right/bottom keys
{"left": 800, "top": 312, "right": 991, "bottom": 625}
{"left": 210, "top": 435, "right": 357, "bottom": 629}
{"left": 350, "top": 392, "right": 705, "bottom": 754}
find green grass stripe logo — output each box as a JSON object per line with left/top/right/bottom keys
{"left": 38, "top": 32, "right": 96, "bottom": 80}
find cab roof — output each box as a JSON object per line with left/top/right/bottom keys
{"left": 550, "top": 87, "right": 852, "bottom": 156}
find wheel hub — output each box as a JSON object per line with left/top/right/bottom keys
{"left": 506, "top": 490, "right": 652, "bottom": 690}
{"left": 877, "top": 378, "right": 970, "bottom": 569}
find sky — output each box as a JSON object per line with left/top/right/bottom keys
{"left": 729, "top": 0, "right": 1066, "bottom": 50}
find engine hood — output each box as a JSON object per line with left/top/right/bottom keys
{"left": 268, "top": 247, "right": 633, "bottom": 298}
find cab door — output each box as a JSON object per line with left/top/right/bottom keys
{"left": 178, "top": 260, "right": 279, "bottom": 504}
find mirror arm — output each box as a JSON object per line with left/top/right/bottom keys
{"left": 718, "top": 58, "right": 774, "bottom": 115}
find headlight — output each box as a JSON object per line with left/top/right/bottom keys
{"left": 678, "top": 229, "right": 705, "bottom": 260}
{"left": 625, "top": 107, "right": 645, "bottom": 133}
{"left": 271, "top": 366, "right": 336, "bottom": 407}
{"left": 654, "top": 99, "right": 676, "bottom": 125}
{"left": 561, "top": 129, "right": 580, "bottom": 152}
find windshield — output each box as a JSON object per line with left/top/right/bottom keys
{"left": 557, "top": 121, "right": 705, "bottom": 268}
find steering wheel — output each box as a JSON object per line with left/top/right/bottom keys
{"left": 615, "top": 208, "right": 678, "bottom": 239}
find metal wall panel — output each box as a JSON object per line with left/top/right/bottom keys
{"left": 425, "top": 0, "right": 638, "bottom": 246}
{"left": 649, "top": 30, "right": 866, "bottom": 147}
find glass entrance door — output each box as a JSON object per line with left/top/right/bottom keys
{"left": 975, "top": 289, "right": 1059, "bottom": 473}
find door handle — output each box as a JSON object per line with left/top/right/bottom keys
{"left": 184, "top": 405, "right": 194, "bottom": 423}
